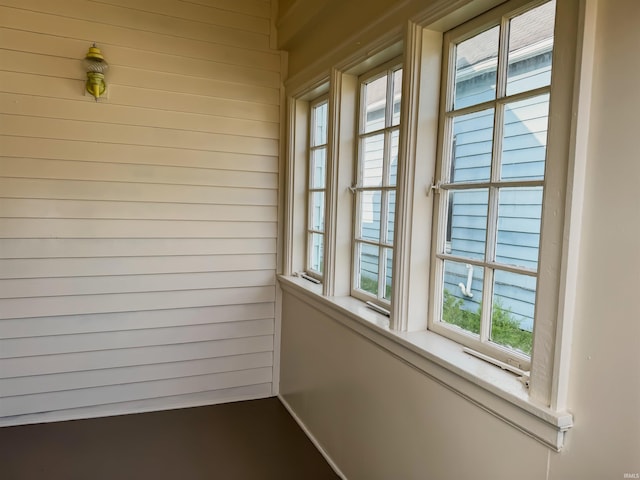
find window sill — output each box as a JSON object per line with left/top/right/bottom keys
{"left": 278, "top": 274, "right": 573, "bottom": 451}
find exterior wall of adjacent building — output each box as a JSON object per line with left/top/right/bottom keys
{"left": 0, "top": 0, "right": 282, "bottom": 425}
{"left": 278, "top": 0, "right": 640, "bottom": 479}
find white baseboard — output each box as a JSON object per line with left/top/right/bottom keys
{"left": 278, "top": 394, "right": 347, "bottom": 480}
{"left": 0, "top": 384, "right": 272, "bottom": 428}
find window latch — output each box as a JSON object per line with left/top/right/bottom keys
{"left": 462, "top": 347, "right": 530, "bottom": 385}
{"left": 293, "top": 272, "right": 322, "bottom": 285}
{"left": 365, "top": 301, "right": 391, "bottom": 317}
{"left": 300, "top": 273, "right": 321, "bottom": 284}
{"left": 348, "top": 184, "right": 358, "bottom": 194}
{"left": 427, "top": 180, "right": 441, "bottom": 196}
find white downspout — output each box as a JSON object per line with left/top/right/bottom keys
{"left": 459, "top": 264, "right": 474, "bottom": 298}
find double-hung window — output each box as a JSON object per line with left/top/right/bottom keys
{"left": 430, "top": 0, "right": 557, "bottom": 370}
{"left": 352, "top": 64, "right": 402, "bottom": 307}
{"left": 306, "top": 97, "right": 329, "bottom": 280}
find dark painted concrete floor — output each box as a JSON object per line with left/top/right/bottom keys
{"left": 0, "top": 397, "right": 340, "bottom": 480}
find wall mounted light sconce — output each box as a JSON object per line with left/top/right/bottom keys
{"left": 83, "top": 43, "right": 109, "bottom": 101}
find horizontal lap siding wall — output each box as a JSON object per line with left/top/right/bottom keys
{"left": 0, "top": 0, "right": 280, "bottom": 425}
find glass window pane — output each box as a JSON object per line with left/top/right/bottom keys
{"left": 501, "top": 94, "right": 549, "bottom": 181}
{"left": 495, "top": 187, "right": 542, "bottom": 270}
{"left": 490, "top": 269, "right": 536, "bottom": 355}
{"left": 441, "top": 260, "right": 484, "bottom": 336}
{"left": 358, "top": 243, "right": 379, "bottom": 295}
{"left": 364, "top": 76, "right": 387, "bottom": 133}
{"left": 309, "top": 233, "right": 324, "bottom": 273}
{"left": 313, "top": 101, "right": 328, "bottom": 146}
{"left": 454, "top": 26, "right": 499, "bottom": 109}
{"left": 451, "top": 108, "right": 494, "bottom": 183}
{"left": 311, "top": 148, "right": 326, "bottom": 189}
{"left": 388, "top": 129, "right": 399, "bottom": 186}
{"left": 310, "top": 191, "right": 325, "bottom": 231}
{"left": 392, "top": 69, "right": 402, "bottom": 126}
{"left": 446, "top": 189, "right": 488, "bottom": 260}
{"left": 359, "top": 190, "right": 381, "bottom": 242}
{"left": 362, "top": 134, "right": 384, "bottom": 187}
{"left": 384, "top": 248, "right": 393, "bottom": 301}
{"left": 506, "top": 1, "right": 556, "bottom": 96}
{"left": 386, "top": 191, "right": 395, "bottom": 245}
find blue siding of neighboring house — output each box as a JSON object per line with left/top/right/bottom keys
{"left": 359, "top": 187, "right": 395, "bottom": 289}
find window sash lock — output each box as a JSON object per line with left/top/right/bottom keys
{"left": 428, "top": 181, "right": 441, "bottom": 196}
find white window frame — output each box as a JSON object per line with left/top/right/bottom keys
{"left": 417, "top": 0, "right": 583, "bottom": 407}
{"left": 305, "top": 95, "right": 329, "bottom": 281}
{"left": 280, "top": 0, "right": 594, "bottom": 451}
{"left": 351, "top": 60, "right": 403, "bottom": 309}
{"left": 429, "top": 0, "right": 557, "bottom": 373}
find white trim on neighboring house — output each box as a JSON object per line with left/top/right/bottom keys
{"left": 454, "top": 38, "right": 554, "bottom": 82}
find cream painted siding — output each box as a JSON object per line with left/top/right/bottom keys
{"left": 0, "top": 0, "right": 280, "bottom": 425}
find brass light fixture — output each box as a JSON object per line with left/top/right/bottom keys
{"left": 83, "top": 43, "right": 109, "bottom": 101}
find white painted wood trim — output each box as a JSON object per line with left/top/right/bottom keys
{"left": 278, "top": 394, "right": 348, "bottom": 480}
{"left": 328, "top": 73, "right": 358, "bottom": 297}
{"left": 550, "top": 0, "right": 597, "bottom": 412}
{"left": 279, "top": 275, "right": 573, "bottom": 451}
{"left": 390, "top": 22, "right": 441, "bottom": 332}
{"left": 390, "top": 21, "right": 419, "bottom": 330}
{"left": 277, "top": 50, "right": 289, "bottom": 277}
{"left": 285, "top": 27, "right": 403, "bottom": 97}
{"left": 283, "top": 0, "right": 514, "bottom": 96}
{"left": 0, "top": 385, "right": 272, "bottom": 428}
{"left": 272, "top": 285, "right": 282, "bottom": 396}
{"left": 323, "top": 69, "right": 342, "bottom": 296}
{"left": 529, "top": 0, "right": 581, "bottom": 405}
{"left": 273, "top": 50, "right": 288, "bottom": 397}
{"left": 282, "top": 96, "right": 298, "bottom": 276}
